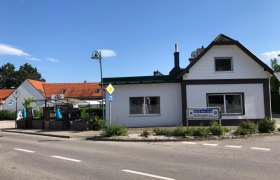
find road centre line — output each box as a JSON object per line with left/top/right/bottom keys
{"left": 182, "top": 142, "right": 197, "bottom": 145}
{"left": 51, "top": 156, "right": 81, "bottom": 162}
{"left": 203, "top": 143, "right": 218, "bottom": 147}
{"left": 122, "top": 169, "right": 175, "bottom": 180}
{"left": 225, "top": 145, "right": 242, "bottom": 148}
{"left": 250, "top": 147, "right": 271, "bottom": 151}
{"left": 14, "top": 148, "right": 35, "bottom": 153}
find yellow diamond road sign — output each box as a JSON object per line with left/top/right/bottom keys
{"left": 106, "top": 84, "right": 114, "bottom": 94}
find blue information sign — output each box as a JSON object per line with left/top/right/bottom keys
{"left": 108, "top": 95, "right": 113, "bottom": 102}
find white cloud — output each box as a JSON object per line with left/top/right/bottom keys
{"left": 260, "top": 50, "right": 280, "bottom": 61}
{"left": 0, "top": 44, "right": 29, "bottom": 57}
{"left": 98, "top": 49, "right": 117, "bottom": 58}
{"left": 26, "top": 57, "right": 40, "bottom": 61}
{"left": 46, "top": 57, "right": 59, "bottom": 62}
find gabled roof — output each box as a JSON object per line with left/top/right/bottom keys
{"left": 43, "top": 82, "right": 102, "bottom": 99}
{"left": 103, "top": 75, "right": 179, "bottom": 85}
{"left": 177, "top": 34, "right": 274, "bottom": 78}
{"left": 27, "top": 79, "right": 46, "bottom": 96}
{"left": 0, "top": 89, "right": 15, "bottom": 100}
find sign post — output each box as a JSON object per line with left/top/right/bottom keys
{"left": 13, "top": 90, "right": 20, "bottom": 128}
{"left": 106, "top": 84, "right": 114, "bottom": 126}
{"left": 186, "top": 107, "right": 221, "bottom": 126}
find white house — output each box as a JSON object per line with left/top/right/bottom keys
{"left": 103, "top": 34, "right": 274, "bottom": 127}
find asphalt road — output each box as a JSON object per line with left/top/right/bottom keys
{"left": 0, "top": 132, "right": 280, "bottom": 180}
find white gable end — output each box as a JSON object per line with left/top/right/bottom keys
{"left": 183, "top": 45, "right": 268, "bottom": 80}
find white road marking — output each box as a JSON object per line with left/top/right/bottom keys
{"left": 225, "top": 145, "right": 242, "bottom": 149}
{"left": 250, "top": 147, "right": 271, "bottom": 151}
{"left": 51, "top": 156, "right": 81, "bottom": 162}
{"left": 203, "top": 143, "right": 218, "bottom": 147}
{"left": 14, "top": 148, "right": 35, "bottom": 153}
{"left": 182, "top": 142, "right": 197, "bottom": 145}
{"left": 122, "top": 169, "right": 175, "bottom": 180}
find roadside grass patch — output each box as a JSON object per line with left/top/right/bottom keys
{"left": 192, "top": 127, "right": 208, "bottom": 137}
{"left": 140, "top": 130, "right": 150, "bottom": 138}
{"left": 153, "top": 127, "right": 173, "bottom": 136}
{"left": 258, "top": 118, "right": 276, "bottom": 133}
{"left": 235, "top": 120, "right": 257, "bottom": 135}
{"left": 101, "top": 124, "right": 128, "bottom": 137}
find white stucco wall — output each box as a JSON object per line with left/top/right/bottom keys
{"left": 3, "top": 80, "right": 45, "bottom": 112}
{"left": 105, "top": 83, "right": 182, "bottom": 127}
{"left": 186, "top": 84, "right": 265, "bottom": 120}
{"left": 183, "top": 45, "right": 268, "bottom": 80}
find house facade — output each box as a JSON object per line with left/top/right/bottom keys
{"left": 0, "top": 89, "right": 15, "bottom": 110}
{"left": 103, "top": 34, "right": 274, "bottom": 127}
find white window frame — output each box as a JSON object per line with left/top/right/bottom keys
{"left": 129, "top": 96, "right": 160, "bottom": 116}
{"left": 207, "top": 93, "right": 244, "bottom": 115}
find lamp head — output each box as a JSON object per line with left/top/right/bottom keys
{"left": 91, "top": 51, "right": 102, "bottom": 60}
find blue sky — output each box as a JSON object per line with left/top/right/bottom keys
{"left": 0, "top": 0, "right": 279, "bottom": 83}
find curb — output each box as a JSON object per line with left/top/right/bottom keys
{"left": 1, "top": 129, "right": 71, "bottom": 138}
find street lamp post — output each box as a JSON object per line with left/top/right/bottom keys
{"left": 91, "top": 51, "right": 105, "bottom": 120}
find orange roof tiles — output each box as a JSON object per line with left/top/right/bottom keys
{"left": 27, "top": 79, "right": 102, "bottom": 99}
{"left": 27, "top": 79, "right": 46, "bottom": 95}
{"left": 0, "top": 89, "right": 15, "bottom": 100}
{"left": 43, "top": 82, "right": 102, "bottom": 99}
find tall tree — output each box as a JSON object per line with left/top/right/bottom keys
{"left": 271, "top": 58, "right": 280, "bottom": 94}
{"left": 0, "top": 63, "right": 16, "bottom": 88}
{"left": 15, "top": 63, "right": 45, "bottom": 87}
{"left": 0, "top": 63, "right": 46, "bottom": 88}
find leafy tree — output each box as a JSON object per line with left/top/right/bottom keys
{"left": 0, "top": 63, "right": 45, "bottom": 88}
{"left": 15, "top": 63, "right": 45, "bottom": 87}
{"left": 0, "top": 63, "right": 16, "bottom": 88}
{"left": 271, "top": 58, "right": 280, "bottom": 94}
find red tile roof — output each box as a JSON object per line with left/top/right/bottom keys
{"left": 43, "top": 82, "right": 102, "bottom": 99}
{"left": 0, "top": 89, "right": 15, "bottom": 100}
{"left": 27, "top": 79, "right": 102, "bottom": 99}
{"left": 27, "top": 79, "right": 46, "bottom": 96}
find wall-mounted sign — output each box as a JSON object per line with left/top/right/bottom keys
{"left": 51, "top": 94, "right": 64, "bottom": 100}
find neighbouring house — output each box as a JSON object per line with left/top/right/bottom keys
{"left": 0, "top": 89, "right": 15, "bottom": 110}
{"left": 2, "top": 79, "right": 102, "bottom": 112}
{"left": 103, "top": 34, "right": 274, "bottom": 127}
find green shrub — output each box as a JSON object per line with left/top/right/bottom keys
{"left": 89, "top": 116, "right": 106, "bottom": 130}
{"left": 192, "top": 127, "right": 208, "bottom": 137}
{"left": 172, "top": 126, "right": 187, "bottom": 136}
{"left": 278, "top": 127, "right": 280, "bottom": 132}
{"left": 208, "top": 121, "right": 224, "bottom": 136}
{"left": 258, "top": 118, "right": 276, "bottom": 133}
{"left": 235, "top": 120, "right": 257, "bottom": 135}
{"left": 140, "top": 130, "right": 150, "bottom": 138}
{"left": 0, "top": 110, "right": 15, "bottom": 120}
{"left": 101, "top": 124, "right": 128, "bottom": 137}
{"left": 153, "top": 128, "right": 172, "bottom": 136}
{"left": 223, "top": 127, "right": 230, "bottom": 133}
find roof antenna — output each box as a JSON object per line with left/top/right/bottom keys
{"left": 175, "top": 43, "right": 179, "bottom": 52}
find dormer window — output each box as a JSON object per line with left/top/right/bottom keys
{"left": 215, "top": 57, "right": 232, "bottom": 71}
{"left": 61, "top": 89, "right": 67, "bottom": 94}
{"left": 95, "top": 89, "right": 100, "bottom": 93}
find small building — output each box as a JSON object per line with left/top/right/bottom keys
{"left": 2, "top": 79, "right": 102, "bottom": 112}
{"left": 103, "top": 34, "right": 274, "bottom": 127}
{"left": 0, "top": 89, "right": 15, "bottom": 110}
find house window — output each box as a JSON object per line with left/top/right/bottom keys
{"left": 215, "top": 58, "right": 232, "bottom": 71}
{"left": 207, "top": 93, "right": 244, "bottom": 115}
{"left": 129, "top": 96, "right": 160, "bottom": 115}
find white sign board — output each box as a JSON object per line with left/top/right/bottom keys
{"left": 51, "top": 94, "right": 64, "bottom": 100}
{"left": 187, "top": 107, "right": 220, "bottom": 120}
